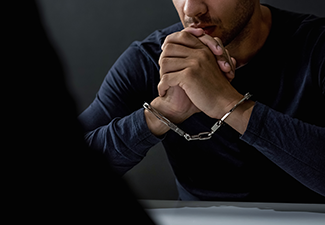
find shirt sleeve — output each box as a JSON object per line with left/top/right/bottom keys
{"left": 78, "top": 42, "right": 162, "bottom": 175}
{"left": 241, "top": 102, "right": 325, "bottom": 197}
{"left": 241, "top": 21, "right": 325, "bottom": 197}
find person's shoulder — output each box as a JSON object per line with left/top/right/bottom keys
{"left": 264, "top": 4, "right": 324, "bottom": 50}
{"left": 265, "top": 5, "right": 325, "bottom": 91}
{"left": 266, "top": 4, "right": 324, "bottom": 34}
{"left": 130, "top": 22, "right": 184, "bottom": 62}
{"left": 142, "top": 22, "right": 184, "bottom": 45}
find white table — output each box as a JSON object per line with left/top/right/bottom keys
{"left": 140, "top": 200, "right": 325, "bottom": 225}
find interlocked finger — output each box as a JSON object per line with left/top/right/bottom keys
{"left": 214, "top": 37, "right": 235, "bottom": 74}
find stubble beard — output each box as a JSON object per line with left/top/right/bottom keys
{"left": 222, "top": 1, "right": 255, "bottom": 47}
{"left": 184, "top": 0, "right": 255, "bottom": 47}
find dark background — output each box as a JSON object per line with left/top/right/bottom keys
{"left": 35, "top": 0, "right": 325, "bottom": 200}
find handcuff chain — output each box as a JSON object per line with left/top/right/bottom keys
{"left": 143, "top": 93, "right": 252, "bottom": 141}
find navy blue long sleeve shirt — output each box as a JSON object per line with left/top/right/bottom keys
{"left": 79, "top": 5, "right": 325, "bottom": 203}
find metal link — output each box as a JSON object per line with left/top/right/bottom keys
{"left": 185, "top": 132, "right": 212, "bottom": 141}
{"left": 210, "top": 120, "right": 223, "bottom": 135}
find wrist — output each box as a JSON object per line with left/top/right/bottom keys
{"left": 144, "top": 97, "right": 174, "bottom": 137}
{"left": 144, "top": 108, "right": 170, "bottom": 137}
{"left": 211, "top": 92, "right": 244, "bottom": 119}
{"left": 210, "top": 92, "right": 254, "bottom": 135}
{"left": 224, "top": 99, "right": 255, "bottom": 134}
{"left": 144, "top": 95, "right": 197, "bottom": 137}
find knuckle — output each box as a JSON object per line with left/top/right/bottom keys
{"left": 159, "top": 57, "right": 169, "bottom": 68}
{"left": 163, "top": 43, "right": 173, "bottom": 52}
{"left": 164, "top": 33, "right": 173, "bottom": 43}
{"left": 188, "top": 58, "right": 200, "bottom": 68}
{"left": 184, "top": 65, "right": 197, "bottom": 79}
{"left": 164, "top": 31, "right": 183, "bottom": 43}
{"left": 178, "top": 31, "right": 193, "bottom": 42}
{"left": 179, "top": 30, "right": 190, "bottom": 37}
{"left": 160, "top": 73, "right": 170, "bottom": 83}
{"left": 197, "top": 49, "right": 211, "bottom": 61}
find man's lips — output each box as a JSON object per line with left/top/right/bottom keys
{"left": 202, "top": 26, "right": 217, "bottom": 36}
{"left": 190, "top": 24, "right": 217, "bottom": 36}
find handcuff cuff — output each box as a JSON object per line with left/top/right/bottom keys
{"left": 143, "top": 93, "right": 252, "bottom": 141}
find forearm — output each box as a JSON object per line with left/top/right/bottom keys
{"left": 84, "top": 109, "right": 161, "bottom": 175}
{"left": 240, "top": 102, "right": 325, "bottom": 196}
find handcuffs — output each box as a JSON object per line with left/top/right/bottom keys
{"left": 144, "top": 36, "right": 251, "bottom": 141}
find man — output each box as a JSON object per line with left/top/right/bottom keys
{"left": 79, "top": 0, "right": 325, "bottom": 202}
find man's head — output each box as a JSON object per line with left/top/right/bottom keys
{"left": 172, "top": 0, "right": 259, "bottom": 46}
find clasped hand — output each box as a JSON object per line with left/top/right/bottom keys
{"left": 158, "top": 27, "right": 242, "bottom": 122}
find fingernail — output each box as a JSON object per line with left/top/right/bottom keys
{"left": 224, "top": 62, "right": 230, "bottom": 67}
{"left": 216, "top": 45, "right": 222, "bottom": 51}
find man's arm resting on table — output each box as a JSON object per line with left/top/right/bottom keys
{"left": 241, "top": 102, "right": 325, "bottom": 197}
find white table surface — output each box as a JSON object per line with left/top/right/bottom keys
{"left": 140, "top": 200, "right": 325, "bottom": 225}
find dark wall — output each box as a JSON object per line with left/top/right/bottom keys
{"left": 36, "top": 0, "right": 179, "bottom": 112}
{"left": 36, "top": 0, "right": 324, "bottom": 200}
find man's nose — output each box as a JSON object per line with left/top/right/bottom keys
{"left": 184, "top": 0, "right": 208, "bottom": 18}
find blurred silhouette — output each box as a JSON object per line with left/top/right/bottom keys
{"left": 3, "top": 1, "right": 154, "bottom": 223}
